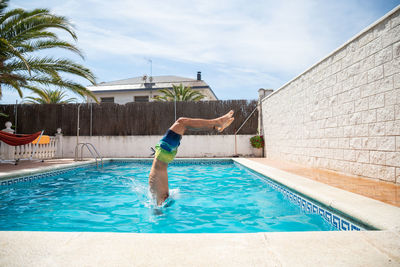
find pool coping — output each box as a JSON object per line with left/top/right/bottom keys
{"left": 0, "top": 230, "right": 399, "bottom": 266}
{"left": 233, "top": 158, "right": 400, "bottom": 232}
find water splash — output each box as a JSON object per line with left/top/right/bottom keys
{"left": 128, "top": 176, "right": 181, "bottom": 210}
{"left": 153, "top": 188, "right": 180, "bottom": 209}
{"left": 129, "top": 177, "right": 152, "bottom": 207}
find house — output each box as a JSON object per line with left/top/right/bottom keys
{"left": 87, "top": 72, "right": 218, "bottom": 104}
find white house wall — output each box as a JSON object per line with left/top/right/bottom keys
{"left": 92, "top": 91, "right": 157, "bottom": 104}
{"left": 92, "top": 89, "right": 216, "bottom": 104}
{"left": 199, "top": 89, "right": 216, "bottom": 100}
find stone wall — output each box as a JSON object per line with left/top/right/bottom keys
{"left": 261, "top": 6, "right": 400, "bottom": 183}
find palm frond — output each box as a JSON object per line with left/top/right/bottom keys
{"left": 0, "top": 7, "right": 24, "bottom": 26}
{"left": 1, "top": 8, "right": 77, "bottom": 42}
{"left": 153, "top": 83, "right": 206, "bottom": 102}
{"left": 23, "top": 84, "right": 50, "bottom": 100}
{"left": 2, "top": 78, "right": 24, "bottom": 97}
{"left": 0, "top": 73, "right": 26, "bottom": 97}
{"left": 12, "top": 31, "right": 57, "bottom": 42}
{"left": 0, "top": 0, "right": 9, "bottom": 14}
{"left": 23, "top": 95, "right": 47, "bottom": 104}
{"left": 23, "top": 88, "right": 78, "bottom": 104}
{"left": 17, "top": 40, "right": 84, "bottom": 58}
{"left": 6, "top": 57, "right": 96, "bottom": 84}
{"left": 0, "top": 37, "right": 30, "bottom": 72}
{"left": 23, "top": 75, "right": 98, "bottom": 102}
{"left": 0, "top": 3, "right": 96, "bottom": 100}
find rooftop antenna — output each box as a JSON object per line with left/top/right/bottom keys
{"left": 148, "top": 59, "right": 152, "bottom": 78}
{"left": 147, "top": 59, "right": 153, "bottom": 99}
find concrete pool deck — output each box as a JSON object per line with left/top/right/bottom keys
{"left": 0, "top": 158, "right": 400, "bottom": 266}
{"left": 1, "top": 231, "right": 399, "bottom": 266}
{"left": 248, "top": 158, "right": 400, "bottom": 207}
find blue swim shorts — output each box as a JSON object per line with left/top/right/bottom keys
{"left": 154, "top": 129, "right": 182, "bottom": 163}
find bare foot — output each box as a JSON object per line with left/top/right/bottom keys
{"left": 216, "top": 117, "right": 234, "bottom": 132}
{"left": 215, "top": 110, "right": 234, "bottom": 132}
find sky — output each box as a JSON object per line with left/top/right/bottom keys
{"left": 1, "top": 0, "right": 400, "bottom": 103}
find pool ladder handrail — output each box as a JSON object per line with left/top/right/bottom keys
{"left": 74, "top": 142, "right": 103, "bottom": 168}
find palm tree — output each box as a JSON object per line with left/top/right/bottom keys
{"left": 153, "top": 83, "right": 206, "bottom": 102}
{"left": 23, "top": 88, "right": 77, "bottom": 104}
{"left": 0, "top": 0, "right": 98, "bottom": 101}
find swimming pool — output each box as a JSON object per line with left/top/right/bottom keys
{"left": 0, "top": 159, "right": 366, "bottom": 232}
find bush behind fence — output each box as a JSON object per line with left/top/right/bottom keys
{"left": 0, "top": 100, "right": 258, "bottom": 136}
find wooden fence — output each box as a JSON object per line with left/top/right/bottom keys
{"left": 0, "top": 100, "right": 258, "bottom": 136}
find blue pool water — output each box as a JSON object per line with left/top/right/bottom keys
{"left": 0, "top": 160, "right": 351, "bottom": 233}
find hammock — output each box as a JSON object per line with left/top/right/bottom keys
{"left": 32, "top": 135, "right": 50, "bottom": 145}
{"left": 0, "top": 131, "right": 43, "bottom": 146}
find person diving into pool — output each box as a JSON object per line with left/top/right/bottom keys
{"left": 149, "top": 110, "right": 235, "bottom": 206}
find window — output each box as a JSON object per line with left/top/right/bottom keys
{"left": 100, "top": 97, "right": 114, "bottom": 103}
{"left": 134, "top": 96, "right": 149, "bottom": 102}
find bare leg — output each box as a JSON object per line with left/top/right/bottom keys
{"left": 170, "top": 110, "right": 234, "bottom": 135}
{"left": 149, "top": 159, "right": 169, "bottom": 205}
{"left": 149, "top": 110, "right": 234, "bottom": 206}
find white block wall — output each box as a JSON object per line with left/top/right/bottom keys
{"left": 60, "top": 135, "right": 259, "bottom": 158}
{"left": 261, "top": 6, "right": 400, "bottom": 183}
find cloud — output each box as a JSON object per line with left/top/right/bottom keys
{"left": 4, "top": 0, "right": 398, "bottom": 102}
{"left": 37, "top": 0, "right": 328, "bottom": 72}
{"left": 10, "top": 0, "right": 395, "bottom": 71}
{"left": 63, "top": 1, "right": 385, "bottom": 71}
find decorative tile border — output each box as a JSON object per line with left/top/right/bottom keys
{"left": 0, "top": 163, "right": 98, "bottom": 186}
{"left": 1, "top": 168, "right": 69, "bottom": 186}
{"left": 171, "top": 159, "right": 232, "bottom": 166}
{"left": 247, "top": 169, "right": 365, "bottom": 231}
{"left": 274, "top": 182, "right": 362, "bottom": 231}
{"left": 110, "top": 158, "right": 233, "bottom": 166}
{"left": 107, "top": 160, "right": 151, "bottom": 165}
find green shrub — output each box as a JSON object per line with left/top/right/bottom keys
{"left": 250, "top": 135, "right": 264, "bottom": 149}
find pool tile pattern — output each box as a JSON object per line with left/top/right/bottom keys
{"left": 112, "top": 159, "right": 232, "bottom": 165}
{"left": 2, "top": 168, "right": 68, "bottom": 185}
{"left": 0, "top": 164, "right": 94, "bottom": 186}
{"left": 274, "top": 182, "right": 361, "bottom": 231}
{"left": 251, "top": 171, "right": 365, "bottom": 231}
